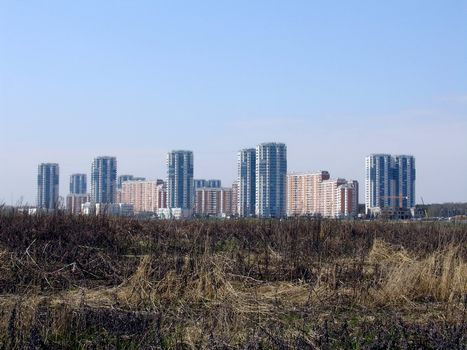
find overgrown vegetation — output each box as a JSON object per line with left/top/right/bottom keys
{"left": 0, "top": 210, "right": 465, "bottom": 349}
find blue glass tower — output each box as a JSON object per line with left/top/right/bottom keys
{"left": 167, "top": 150, "right": 194, "bottom": 210}
{"left": 365, "top": 154, "right": 416, "bottom": 214}
{"left": 91, "top": 156, "right": 117, "bottom": 204}
{"left": 237, "top": 148, "right": 256, "bottom": 217}
{"left": 37, "top": 163, "right": 60, "bottom": 210}
{"left": 70, "top": 173, "right": 87, "bottom": 194}
{"left": 255, "top": 143, "right": 287, "bottom": 218}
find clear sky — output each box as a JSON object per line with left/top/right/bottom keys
{"left": 1, "top": 0, "right": 466, "bottom": 205}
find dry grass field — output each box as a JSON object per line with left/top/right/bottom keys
{"left": 0, "top": 210, "right": 465, "bottom": 349}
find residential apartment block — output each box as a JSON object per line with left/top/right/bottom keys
{"left": 256, "top": 142, "right": 287, "bottom": 218}
{"left": 118, "top": 175, "right": 146, "bottom": 189}
{"left": 37, "top": 163, "right": 60, "bottom": 211}
{"left": 167, "top": 150, "right": 194, "bottom": 210}
{"left": 194, "top": 187, "right": 234, "bottom": 217}
{"left": 365, "top": 154, "right": 415, "bottom": 214}
{"left": 237, "top": 148, "right": 256, "bottom": 217}
{"left": 231, "top": 181, "right": 239, "bottom": 216}
{"left": 121, "top": 180, "right": 165, "bottom": 213}
{"left": 194, "top": 179, "right": 221, "bottom": 189}
{"left": 320, "top": 179, "right": 358, "bottom": 218}
{"left": 91, "top": 156, "right": 117, "bottom": 204}
{"left": 69, "top": 173, "right": 87, "bottom": 194}
{"left": 287, "top": 171, "right": 358, "bottom": 218}
{"left": 286, "top": 171, "right": 330, "bottom": 216}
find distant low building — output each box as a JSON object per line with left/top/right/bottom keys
{"left": 81, "top": 202, "right": 134, "bottom": 216}
{"left": 66, "top": 193, "right": 90, "bottom": 214}
{"left": 95, "top": 203, "right": 134, "bottom": 216}
{"left": 157, "top": 208, "right": 192, "bottom": 220}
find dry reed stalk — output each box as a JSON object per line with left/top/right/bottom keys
{"left": 368, "top": 239, "right": 467, "bottom": 305}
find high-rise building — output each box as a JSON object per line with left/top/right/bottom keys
{"left": 118, "top": 175, "right": 134, "bottom": 189}
{"left": 220, "top": 187, "right": 233, "bottom": 217}
{"left": 365, "top": 154, "right": 416, "bottom": 214}
{"left": 394, "top": 155, "right": 416, "bottom": 209}
{"left": 286, "top": 171, "right": 358, "bottom": 218}
{"left": 118, "top": 175, "right": 146, "bottom": 189}
{"left": 286, "top": 171, "right": 330, "bottom": 216}
{"left": 336, "top": 181, "right": 359, "bottom": 218}
{"left": 91, "top": 156, "right": 117, "bottom": 204}
{"left": 320, "top": 178, "right": 347, "bottom": 218}
{"left": 156, "top": 182, "right": 167, "bottom": 210}
{"left": 194, "top": 187, "right": 221, "bottom": 216}
{"left": 320, "top": 179, "right": 358, "bottom": 218}
{"left": 194, "top": 179, "right": 222, "bottom": 189}
{"left": 231, "top": 181, "right": 239, "bottom": 216}
{"left": 237, "top": 148, "right": 256, "bottom": 217}
{"left": 194, "top": 187, "right": 233, "bottom": 217}
{"left": 167, "top": 150, "right": 194, "bottom": 210}
{"left": 69, "top": 174, "right": 87, "bottom": 194}
{"left": 37, "top": 163, "right": 60, "bottom": 211}
{"left": 255, "top": 142, "right": 287, "bottom": 218}
{"left": 121, "top": 180, "right": 164, "bottom": 213}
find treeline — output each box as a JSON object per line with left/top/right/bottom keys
{"left": 424, "top": 202, "right": 467, "bottom": 217}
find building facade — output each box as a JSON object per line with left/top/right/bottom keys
{"left": 231, "top": 181, "right": 239, "bottom": 216}
{"left": 335, "top": 181, "right": 359, "bottom": 218}
{"left": 365, "top": 154, "right": 416, "bottom": 214}
{"left": 91, "top": 156, "right": 117, "bottom": 204}
{"left": 319, "top": 179, "right": 359, "bottom": 218}
{"left": 194, "top": 187, "right": 233, "bottom": 217}
{"left": 37, "top": 163, "right": 60, "bottom": 211}
{"left": 118, "top": 175, "right": 146, "bottom": 189}
{"left": 255, "top": 143, "right": 287, "bottom": 218}
{"left": 394, "top": 155, "right": 416, "bottom": 209}
{"left": 66, "top": 194, "right": 90, "bottom": 214}
{"left": 194, "top": 179, "right": 222, "bottom": 189}
{"left": 286, "top": 171, "right": 330, "bottom": 216}
{"left": 69, "top": 174, "right": 87, "bottom": 194}
{"left": 167, "top": 150, "right": 194, "bottom": 211}
{"left": 121, "top": 180, "right": 165, "bottom": 213}
{"left": 237, "top": 148, "right": 256, "bottom": 217}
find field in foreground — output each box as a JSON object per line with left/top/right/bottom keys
{"left": 0, "top": 212, "right": 465, "bottom": 349}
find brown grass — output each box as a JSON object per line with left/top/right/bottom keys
{"left": 0, "top": 212, "right": 466, "bottom": 348}
{"left": 368, "top": 239, "right": 467, "bottom": 305}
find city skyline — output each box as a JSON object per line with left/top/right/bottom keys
{"left": 1, "top": 1, "right": 466, "bottom": 205}
{"left": 0, "top": 146, "right": 457, "bottom": 208}
{"left": 34, "top": 144, "right": 365, "bottom": 219}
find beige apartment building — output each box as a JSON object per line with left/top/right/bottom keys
{"left": 286, "top": 171, "right": 330, "bottom": 216}
{"left": 194, "top": 187, "right": 234, "bottom": 217}
{"left": 121, "top": 180, "right": 166, "bottom": 213}
{"left": 287, "top": 171, "right": 358, "bottom": 218}
{"left": 320, "top": 179, "right": 358, "bottom": 218}
{"left": 231, "top": 181, "right": 239, "bottom": 216}
{"left": 336, "top": 181, "right": 359, "bottom": 218}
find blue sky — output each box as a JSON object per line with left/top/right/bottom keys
{"left": 0, "top": 0, "right": 466, "bottom": 204}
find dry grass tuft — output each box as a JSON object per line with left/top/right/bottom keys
{"left": 109, "top": 253, "right": 240, "bottom": 310}
{"left": 369, "top": 239, "right": 467, "bottom": 305}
